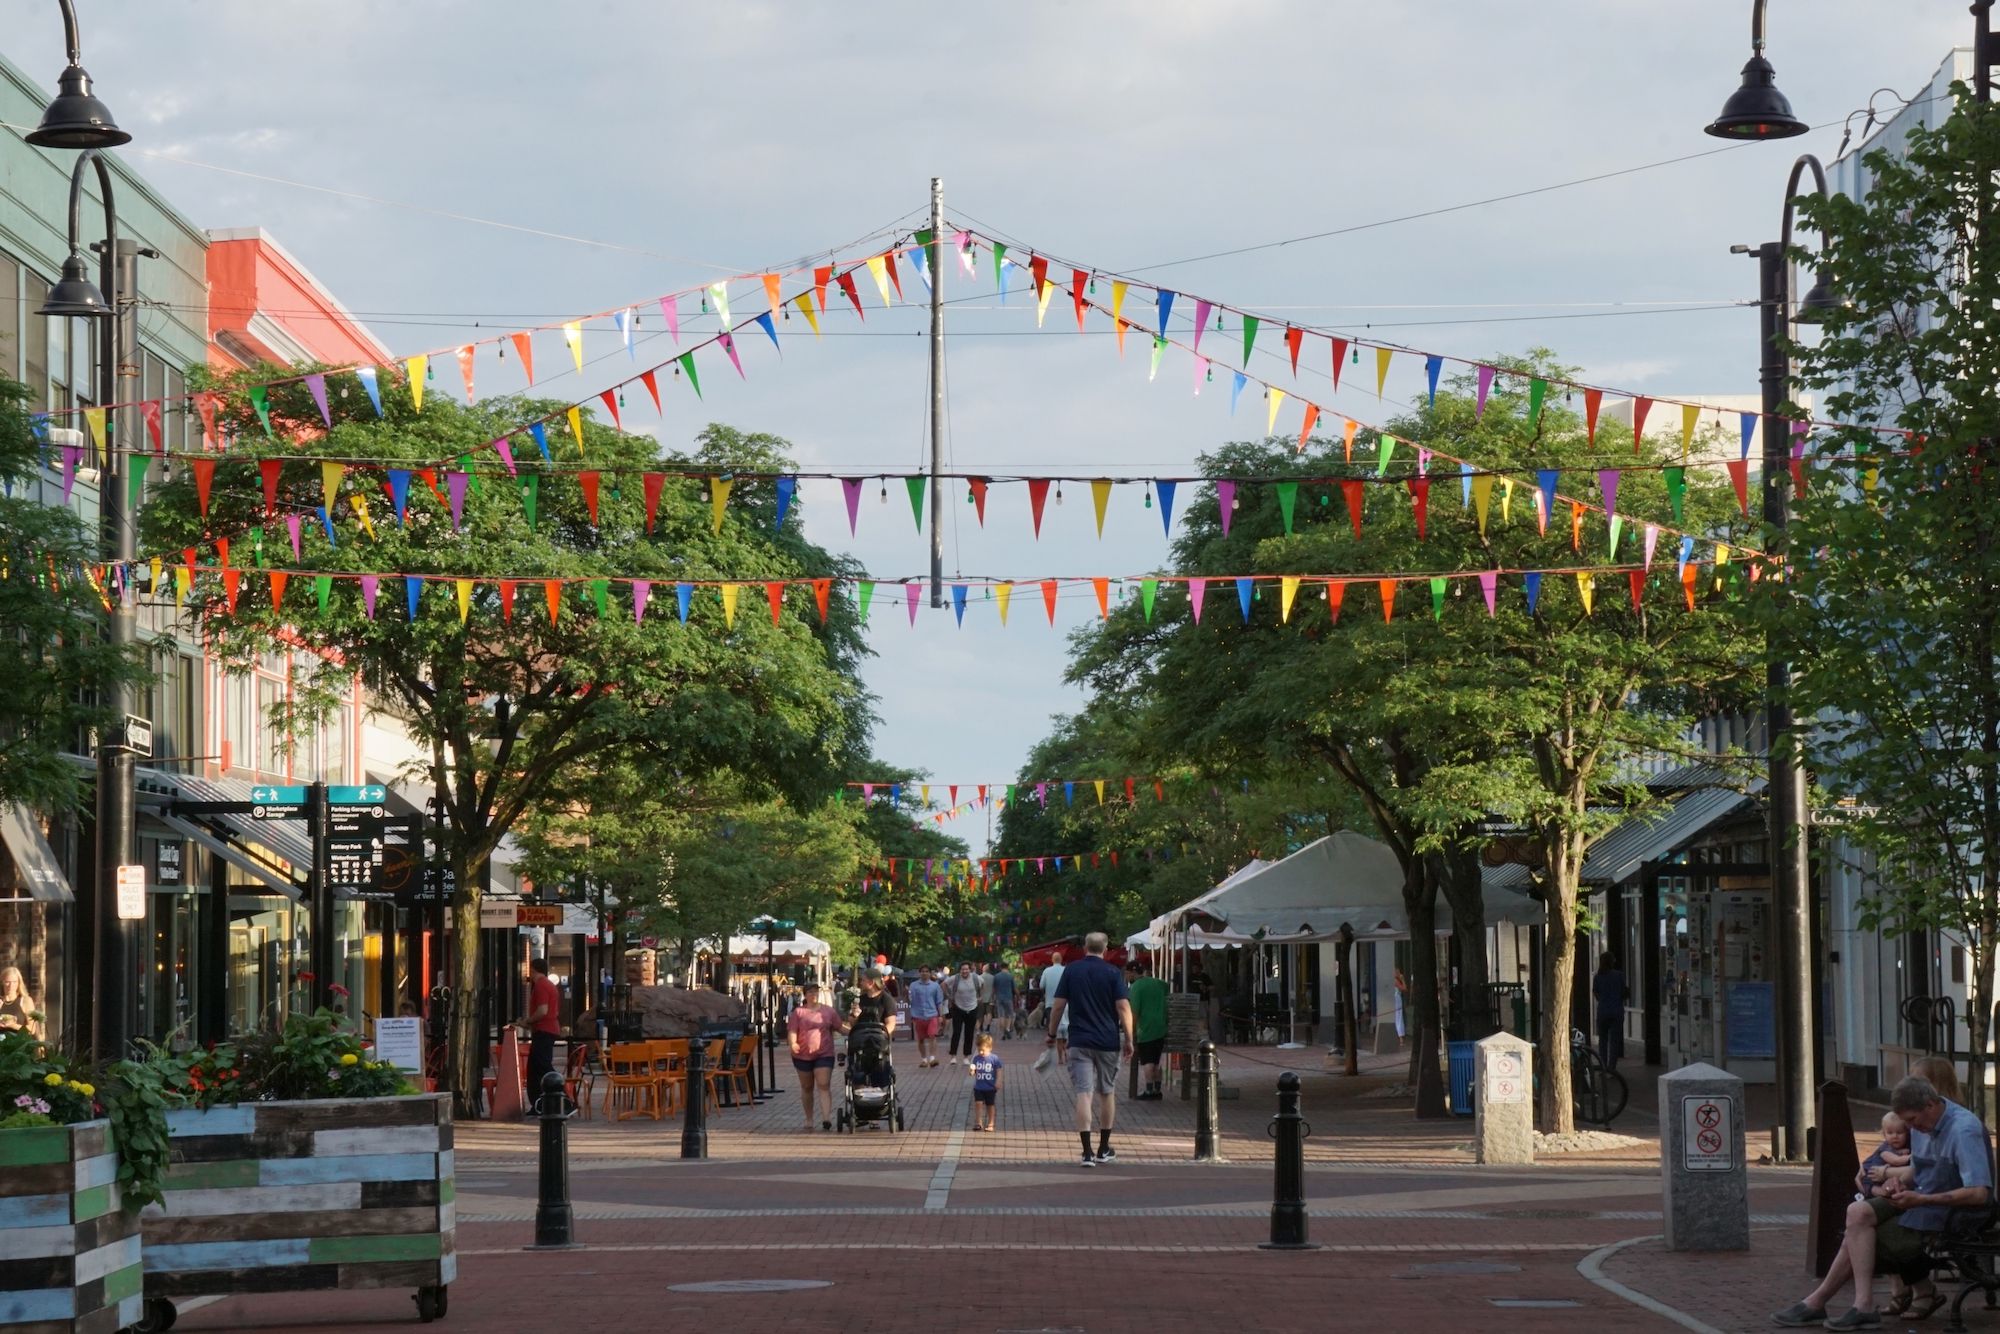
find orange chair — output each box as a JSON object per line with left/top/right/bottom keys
{"left": 701, "top": 1037, "right": 734, "bottom": 1110}
{"left": 716, "top": 1033, "right": 757, "bottom": 1105}
{"left": 645, "top": 1040, "right": 687, "bottom": 1117}
{"left": 605, "top": 1043, "right": 665, "bottom": 1121}
{"left": 564, "top": 1043, "right": 598, "bottom": 1121}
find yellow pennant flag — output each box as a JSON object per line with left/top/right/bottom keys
{"left": 1374, "top": 347, "right": 1393, "bottom": 397}
{"left": 1714, "top": 544, "right": 1731, "bottom": 591}
{"left": 1471, "top": 474, "right": 1495, "bottom": 535}
{"left": 563, "top": 321, "right": 584, "bottom": 372}
{"left": 793, "top": 292, "right": 820, "bottom": 335}
{"left": 921, "top": 785, "right": 931, "bottom": 806}
{"left": 149, "top": 557, "right": 162, "bottom": 593}
{"left": 82, "top": 406, "right": 108, "bottom": 463}
{"left": 350, "top": 493, "right": 374, "bottom": 539}
{"left": 567, "top": 406, "right": 584, "bottom": 453}
{"left": 456, "top": 578, "right": 472, "bottom": 624}
{"left": 1500, "top": 477, "right": 1515, "bottom": 525}
{"left": 709, "top": 477, "right": 734, "bottom": 532}
{"left": 865, "top": 255, "right": 894, "bottom": 306}
{"left": 1863, "top": 466, "right": 1879, "bottom": 493}
{"left": 720, "top": 583, "right": 740, "bottom": 628}
{"left": 1035, "top": 280, "right": 1054, "bottom": 327}
{"left": 995, "top": 582, "right": 1012, "bottom": 625}
{"left": 1093, "top": 780, "right": 1105, "bottom": 806}
{"left": 320, "top": 461, "right": 344, "bottom": 512}
{"left": 1090, "top": 479, "right": 1112, "bottom": 537}
{"left": 174, "top": 566, "right": 190, "bottom": 607}
{"left": 407, "top": 354, "right": 427, "bottom": 411}
{"left": 1576, "top": 571, "right": 1594, "bottom": 615}
{"left": 1111, "top": 281, "right": 1127, "bottom": 328}
{"left": 1280, "top": 575, "right": 1301, "bottom": 623}
{"left": 1680, "top": 403, "right": 1700, "bottom": 458}
{"left": 1267, "top": 388, "right": 1286, "bottom": 439}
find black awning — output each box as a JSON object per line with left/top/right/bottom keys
{"left": 0, "top": 803, "right": 72, "bottom": 903}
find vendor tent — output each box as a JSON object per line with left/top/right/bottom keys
{"left": 725, "top": 928, "right": 832, "bottom": 958}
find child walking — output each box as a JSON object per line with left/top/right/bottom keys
{"left": 968, "top": 1033, "right": 1003, "bottom": 1131}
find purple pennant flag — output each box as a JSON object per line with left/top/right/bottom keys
{"left": 905, "top": 583, "right": 920, "bottom": 626}
{"left": 359, "top": 575, "right": 379, "bottom": 619}
{"left": 718, "top": 331, "right": 745, "bottom": 379}
{"left": 1193, "top": 300, "right": 1213, "bottom": 353}
{"left": 305, "top": 373, "right": 331, "bottom": 426}
{"left": 1740, "top": 412, "right": 1757, "bottom": 460}
{"left": 1216, "top": 481, "right": 1235, "bottom": 537}
{"left": 632, "top": 580, "right": 650, "bottom": 623}
{"left": 446, "top": 471, "right": 469, "bottom": 529}
{"left": 1035, "top": 858, "right": 1046, "bottom": 874}
{"left": 841, "top": 478, "right": 864, "bottom": 535}
{"left": 286, "top": 513, "right": 303, "bottom": 559}
{"left": 1188, "top": 577, "right": 1207, "bottom": 625}
{"left": 493, "top": 438, "right": 517, "bottom": 476}
{"left": 1475, "top": 365, "right": 1496, "bottom": 418}
{"left": 1478, "top": 571, "right": 1497, "bottom": 616}
{"left": 1598, "top": 468, "right": 1620, "bottom": 516}
{"left": 1035, "top": 782, "right": 1047, "bottom": 807}
{"left": 60, "top": 444, "right": 80, "bottom": 502}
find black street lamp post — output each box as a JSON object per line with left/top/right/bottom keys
{"left": 25, "top": 0, "right": 127, "bottom": 150}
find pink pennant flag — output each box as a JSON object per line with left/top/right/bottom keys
{"left": 286, "top": 513, "right": 303, "bottom": 560}
{"left": 304, "top": 373, "right": 331, "bottom": 427}
{"left": 719, "top": 331, "right": 745, "bottom": 379}
{"left": 1192, "top": 300, "right": 1213, "bottom": 353}
{"left": 140, "top": 399, "right": 164, "bottom": 450}
{"left": 842, "top": 478, "right": 864, "bottom": 535}
{"left": 1188, "top": 578, "right": 1206, "bottom": 625}
{"left": 1478, "top": 571, "right": 1497, "bottom": 616}
{"left": 1192, "top": 354, "right": 1209, "bottom": 393}
{"left": 659, "top": 296, "right": 680, "bottom": 343}
{"left": 905, "top": 584, "right": 921, "bottom": 625}
{"left": 493, "top": 438, "right": 517, "bottom": 476}
{"left": 359, "top": 575, "right": 379, "bottom": 619}
{"left": 632, "top": 580, "right": 651, "bottom": 623}
{"left": 1643, "top": 523, "right": 1659, "bottom": 569}
{"left": 1217, "top": 481, "right": 1235, "bottom": 537}
{"left": 1474, "top": 365, "right": 1496, "bottom": 418}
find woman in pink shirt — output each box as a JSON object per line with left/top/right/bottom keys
{"left": 786, "top": 980, "right": 843, "bottom": 1131}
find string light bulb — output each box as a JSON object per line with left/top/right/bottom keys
{"left": 1054, "top": 484, "right": 1064, "bottom": 506}
{"left": 1143, "top": 482, "right": 1153, "bottom": 510}
{"left": 879, "top": 479, "right": 888, "bottom": 504}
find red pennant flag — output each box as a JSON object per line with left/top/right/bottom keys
{"left": 598, "top": 390, "right": 621, "bottom": 431}
{"left": 192, "top": 458, "right": 216, "bottom": 515}
{"left": 968, "top": 476, "right": 988, "bottom": 526}
{"left": 949, "top": 786, "right": 958, "bottom": 807}
{"left": 1330, "top": 338, "right": 1348, "bottom": 392}
{"left": 579, "top": 471, "right": 600, "bottom": 524}
{"left": 216, "top": 537, "right": 230, "bottom": 568}
{"left": 978, "top": 785, "right": 988, "bottom": 803}
{"left": 500, "top": 580, "right": 516, "bottom": 623}
{"left": 883, "top": 249, "right": 903, "bottom": 299}
{"left": 510, "top": 331, "right": 535, "bottom": 384}
{"left": 1092, "top": 577, "right": 1109, "bottom": 619}
{"left": 1110, "top": 851, "right": 1120, "bottom": 868}
{"left": 1029, "top": 254, "right": 1049, "bottom": 300}
{"left": 812, "top": 578, "right": 831, "bottom": 623}
{"left": 813, "top": 266, "right": 832, "bottom": 312}
{"left": 642, "top": 472, "right": 665, "bottom": 531}
{"left": 182, "top": 548, "right": 196, "bottom": 575}
{"left": 140, "top": 399, "right": 163, "bottom": 450}
{"left": 1584, "top": 389, "right": 1603, "bottom": 447}
{"left": 1070, "top": 269, "right": 1088, "bottom": 330}
{"left": 222, "top": 567, "right": 241, "bottom": 613}
{"left": 1790, "top": 451, "right": 1807, "bottom": 496}
{"left": 1124, "top": 776, "right": 1135, "bottom": 803}
{"left": 259, "top": 458, "right": 282, "bottom": 514}
{"left": 1628, "top": 569, "right": 1646, "bottom": 611}
{"left": 418, "top": 468, "right": 447, "bottom": 508}
{"left": 1378, "top": 579, "right": 1398, "bottom": 622}
{"left": 1631, "top": 396, "right": 1652, "bottom": 453}
{"left": 640, "top": 369, "right": 662, "bottom": 415}
{"left": 1090, "top": 853, "right": 1100, "bottom": 869}
{"left": 1284, "top": 325, "right": 1304, "bottom": 374}
{"left": 1027, "top": 479, "right": 1051, "bottom": 537}
{"left": 1725, "top": 459, "right": 1749, "bottom": 514}
{"left": 544, "top": 581, "right": 562, "bottom": 623}
{"left": 1407, "top": 476, "right": 1430, "bottom": 540}
{"left": 765, "top": 582, "right": 784, "bottom": 626}
{"left": 835, "top": 270, "right": 865, "bottom": 318}
{"left": 1040, "top": 579, "right": 1059, "bottom": 625}
{"left": 1340, "top": 480, "right": 1365, "bottom": 538}
{"left": 1154, "top": 780, "right": 1165, "bottom": 802}
{"left": 196, "top": 393, "right": 219, "bottom": 447}
{"left": 1327, "top": 579, "right": 1346, "bottom": 622}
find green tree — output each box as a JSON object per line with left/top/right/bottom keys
{"left": 141, "top": 374, "right": 868, "bottom": 1113}
{"left": 1789, "top": 93, "right": 2000, "bottom": 1110}
{"left": 0, "top": 377, "right": 151, "bottom": 810}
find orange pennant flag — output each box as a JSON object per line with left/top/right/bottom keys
{"left": 510, "top": 331, "right": 534, "bottom": 384}
{"left": 1378, "top": 578, "right": 1397, "bottom": 622}
{"left": 765, "top": 582, "right": 784, "bottom": 626}
{"left": 545, "top": 581, "right": 562, "bottom": 623}
{"left": 1040, "top": 579, "right": 1059, "bottom": 625}
{"left": 1297, "top": 402, "right": 1319, "bottom": 454}
{"left": 762, "top": 273, "right": 784, "bottom": 321}
{"left": 456, "top": 345, "right": 475, "bottom": 403}
{"left": 1092, "top": 577, "right": 1109, "bottom": 619}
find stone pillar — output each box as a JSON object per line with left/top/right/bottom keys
{"left": 1473, "top": 1031, "right": 1534, "bottom": 1164}
{"left": 1660, "top": 1061, "right": 1749, "bottom": 1251}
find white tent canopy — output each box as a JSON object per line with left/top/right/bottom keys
{"left": 723, "top": 928, "right": 832, "bottom": 957}
{"left": 1130, "top": 858, "right": 1272, "bottom": 952}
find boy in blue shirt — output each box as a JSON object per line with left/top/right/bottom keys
{"left": 967, "top": 1034, "right": 1003, "bottom": 1131}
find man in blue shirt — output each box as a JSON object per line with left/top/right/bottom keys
{"left": 991, "top": 964, "right": 1017, "bottom": 1039}
{"left": 1046, "top": 933, "right": 1134, "bottom": 1169}
{"left": 905, "top": 965, "right": 945, "bottom": 1068}
{"left": 1774, "top": 1075, "right": 1992, "bottom": 1329}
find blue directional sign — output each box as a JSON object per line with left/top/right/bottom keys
{"left": 328, "top": 784, "right": 387, "bottom": 806}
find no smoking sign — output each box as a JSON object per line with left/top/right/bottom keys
{"left": 1682, "top": 1095, "right": 1734, "bottom": 1172}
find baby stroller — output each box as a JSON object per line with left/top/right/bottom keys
{"left": 836, "top": 1021, "right": 904, "bottom": 1132}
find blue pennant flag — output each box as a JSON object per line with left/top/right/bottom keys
{"left": 1523, "top": 571, "right": 1542, "bottom": 614}
{"left": 1229, "top": 372, "right": 1247, "bottom": 415}
{"left": 1156, "top": 479, "right": 1177, "bottom": 537}
{"left": 387, "top": 470, "right": 412, "bottom": 524}
{"left": 952, "top": 584, "right": 967, "bottom": 625}
{"left": 1424, "top": 355, "right": 1443, "bottom": 406}
{"left": 774, "top": 475, "right": 795, "bottom": 530}
{"left": 1157, "top": 289, "right": 1176, "bottom": 336}
{"left": 354, "top": 366, "right": 383, "bottom": 417}
{"left": 754, "top": 312, "right": 779, "bottom": 351}
{"left": 890, "top": 783, "right": 902, "bottom": 807}
{"left": 1063, "top": 782, "right": 1074, "bottom": 807}
{"left": 405, "top": 576, "right": 422, "bottom": 620}
{"left": 1236, "top": 577, "right": 1253, "bottom": 623}
{"left": 1740, "top": 412, "right": 1757, "bottom": 460}
{"left": 1537, "top": 469, "right": 1560, "bottom": 522}
{"left": 1677, "top": 536, "right": 1695, "bottom": 577}
{"left": 1460, "top": 462, "right": 1474, "bottom": 508}
{"left": 318, "top": 506, "right": 337, "bottom": 545}
{"left": 676, "top": 582, "right": 693, "bottom": 624}
{"left": 529, "top": 422, "right": 551, "bottom": 462}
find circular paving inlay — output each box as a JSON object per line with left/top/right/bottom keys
{"left": 668, "top": 1279, "right": 833, "bottom": 1294}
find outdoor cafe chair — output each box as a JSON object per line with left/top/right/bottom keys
{"left": 605, "top": 1042, "right": 665, "bottom": 1121}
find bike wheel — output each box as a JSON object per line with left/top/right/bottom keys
{"left": 1599, "top": 1068, "right": 1629, "bottom": 1124}
{"left": 1572, "top": 1064, "right": 1606, "bottom": 1126}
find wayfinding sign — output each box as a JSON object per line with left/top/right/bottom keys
{"left": 250, "top": 784, "right": 307, "bottom": 820}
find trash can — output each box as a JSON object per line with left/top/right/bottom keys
{"left": 1447, "top": 1039, "right": 1476, "bottom": 1116}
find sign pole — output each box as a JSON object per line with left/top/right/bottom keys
{"left": 307, "top": 781, "right": 333, "bottom": 1012}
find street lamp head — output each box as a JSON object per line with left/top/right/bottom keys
{"left": 1794, "top": 269, "right": 1847, "bottom": 324}
{"left": 25, "top": 62, "right": 128, "bottom": 150}
{"left": 37, "top": 253, "right": 109, "bottom": 318}
{"left": 1705, "top": 55, "right": 1809, "bottom": 140}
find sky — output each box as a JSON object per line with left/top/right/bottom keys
{"left": 17, "top": 1, "right": 1967, "bottom": 852}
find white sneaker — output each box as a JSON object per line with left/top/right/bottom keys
{"left": 949, "top": 1057, "right": 958, "bottom": 1066}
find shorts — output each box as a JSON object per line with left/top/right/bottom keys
{"left": 792, "top": 1056, "right": 835, "bottom": 1073}
{"left": 911, "top": 1016, "right": 941, "bottom": 1039}
{"left": 1874, "top": 1219, "right": 1932, "bottom": 1273}
{"left": 1067, "top": 1046, "right": 1121, "bottom": 1096}
{"left": 1135, "top": 1038, "right": 1165, "bottom": 1067}
{"left": 1857, "top": 1195, "right": 1898, "bottom": 1223}
{"left": 973, "top": 1088, "right": 996, "bottom": 1106}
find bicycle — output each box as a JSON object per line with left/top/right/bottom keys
{"left": 1570, "top": 1027, "right": 1629, "bottom": 1127}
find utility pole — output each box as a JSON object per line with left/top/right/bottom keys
{"left": 927, "top": 176, "right": 946, "bottom": 608}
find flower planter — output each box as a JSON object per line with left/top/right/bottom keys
{"left": 140, "top": 1094, "right": 454, "bottom": 1325}
{"left": 0, "top": 1119, "right": 143, "bottom": 1334}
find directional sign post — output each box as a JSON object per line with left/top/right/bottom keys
{"left": 250, "top": 784, "right": 308, "bottom": 821}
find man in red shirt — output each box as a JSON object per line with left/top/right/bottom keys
{"left": 520, "top": 957, "right": 563, "bottom": 1105}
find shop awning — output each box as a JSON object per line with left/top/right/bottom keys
{"left": 153, "top": 812, "right": 300, "bottom": 900}
{"left": 0, "top": 803, "right": 72, "bottom": 902}
{"left": 1485, "top": 785, "right": 1757, "bottom": 894}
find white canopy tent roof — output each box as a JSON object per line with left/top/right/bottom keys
{"left": 1129, "top": 858, "right": 1272, "bottom": 952}
{"left": 723, "top": 928, "right": 832, "bottom": 957}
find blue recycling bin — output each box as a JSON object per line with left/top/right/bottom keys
{"left": 1447, "top": 1040, "right": 1476, "bottom": 1116}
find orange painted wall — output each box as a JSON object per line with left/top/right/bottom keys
{"left": 206, "top": 233, "right": 389, "bottom": 370}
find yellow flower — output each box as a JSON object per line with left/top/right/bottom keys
{"left": 43, "top": 1072, "right": 61, "bottom": 1087}
{"left": 77, "top": 1083, "right": 94, "bottom": 1097}
{"left": 339, "top": 1053, "right": 359, "bottom": 1066}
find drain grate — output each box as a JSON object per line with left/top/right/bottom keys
{"left": 1492, "top": 1208, "right": 1590, "bottom": 1219}
{"left": 1489, "top": 1299, "right": 1582, "bottom": 1309}
{"left": 1402, "top": 1261, "right": 1522, "bottom": 1277}
{"left": 669, "top": 1280, "right": 833, "bottom": 1293}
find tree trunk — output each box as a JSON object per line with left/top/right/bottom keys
{"left": 1537, "top": 842, "right": 1581, "bottom": 1135}
{"left": 1970, "top": 937, "right": 1995, "bottom": 1127}
{"left": 1407, "top": 878, "right": 1441, "bottom": 1088}
{"left": 447, "top": 845, "right": 482, "bottom": 1121}
{"left": 1436, "top": 843, "right": 1491, "bottom": 1035}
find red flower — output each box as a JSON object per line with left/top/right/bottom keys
{"left": 296, "top": 971, "right": 316, "bottom": 982}
{"left": 329, "top": 984, "right": 349, "bottom": 999}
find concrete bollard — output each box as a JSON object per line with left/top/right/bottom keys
{"left": 1473, "top": 1031, "right": 1534, "bottom": 1165}
{"left": 527, "top": 1072, "right": 579, "bottom": 1250}
{"left": 1660, "top": 1062, "right": 1749, "bottom": 1251}
{"left": 1193, "top": 1039, "right": 1224, "bottom": 1162}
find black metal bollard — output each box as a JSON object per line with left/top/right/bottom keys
{"left": 527, "top": 1072, "right": 579, "bottom": 1249}
{"left": 1193, "top": 1039, "right": 1225, "bottom": 1162}
{"left": 681, "top": 1037, "right": 709, "bottom": 1159}
{"left": 1259, "top": 1072, "right": 1319, "bottom": 1250}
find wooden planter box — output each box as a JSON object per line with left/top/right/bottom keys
{"left": 140, "top": 1094, "right": 454, "bottom": 1324}
{"left": 0, "top": 1119, "right": 143, "bottom": 1334}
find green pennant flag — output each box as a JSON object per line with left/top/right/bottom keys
{"left": 1241, "top": 315, "right": 1259, "bottom": 366}
{"left": 249, "top": 525, "right": 265, "bottom": 567}
{"left": 913, "top": 228, "right": 934, "bottom": 248}
{"left": 834, "top": 789, "right": 845, "bottom": 805}
{"left": 905, "top": 476, "right": 927, "bottom": 532}
{"left": 1275, "top": 481, "right": 1298, "bottom": 534}
{"left": 1430, "top": 576, "right": 1447, "bottom": 620}
{"left": 991, "top": 242, "right": 1007, "bottom": 289}
{"left": 1140, "top": 578, "right": 1158, "bottom": 622}
{"left": 857, "top": 580, "right": 875, "bottom": 619}
{"left": 679, "top": 352, "right": 702, "bottom": 399}
{"left": 127, "top": 453, "right": 148, "bottom": 509}
{"left": 1528, "top": 378, "right": 1548, "bottom": 428}
{"left": 1664, "top": 466, "right": 1686, "bottom": 523}
{"left": 591, "top": 578, "right": 610, "bottom": 618}
{"left": 458, "top": 453, "right": 481, "bottom": 497}
{"left": 519, "top": 473, "right": 539, "bottom": 530}
{"left": 1006, "top": 784, "right": 1016, "bottom": 804}
{"left": 1608, "top": 514, "right": 1624, "bottom": 558}
{"left": 247, "top": 385, "right": 273, "bottom": 436}
{"left": 1377, "top": 434, "right": 1396, "bottom": 476}
{"left": 314, "top": 575, "right": 331, "bottom": 615}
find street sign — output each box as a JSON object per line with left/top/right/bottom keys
{"left": 515, "top": 905, "right": 563, "bottom": 927}
{"left": 1681, "top": 1095, "right": 1733, "bottom": 1172}
{"left": 116, "top": 864, "right": 146, "bottom": 920}
{"left": 154, "top": 840, "right": 183, "bottom": 887}
{"left": 1483, "top": 1049, "right": 1528, "bottom": 1105}
{"left": 328, "top": 784, "right": 387, "bottom": 807}
{"left": 250, "top": 784, "right": 307, "bottom": 820}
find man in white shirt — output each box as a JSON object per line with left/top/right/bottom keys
{"left": 1039, "top": 952, "right": 1069, "bottom": 1062}
{"left": 946, "top": 963, "right": 982, "bottom": 1065}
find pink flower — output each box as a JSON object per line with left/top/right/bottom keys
{"left": 329, "top": 984, "right": 349, "bottom": 999}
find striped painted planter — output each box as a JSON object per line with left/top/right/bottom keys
{"left": 0, "top": 1119, "right": 143, "bottom": 1334}
{"left": 141, "top": 1095, "right": 454, "bottom": 1323}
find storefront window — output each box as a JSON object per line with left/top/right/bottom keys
{"left": 0, "top": 901, "right": 53, "bottom": 1040}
